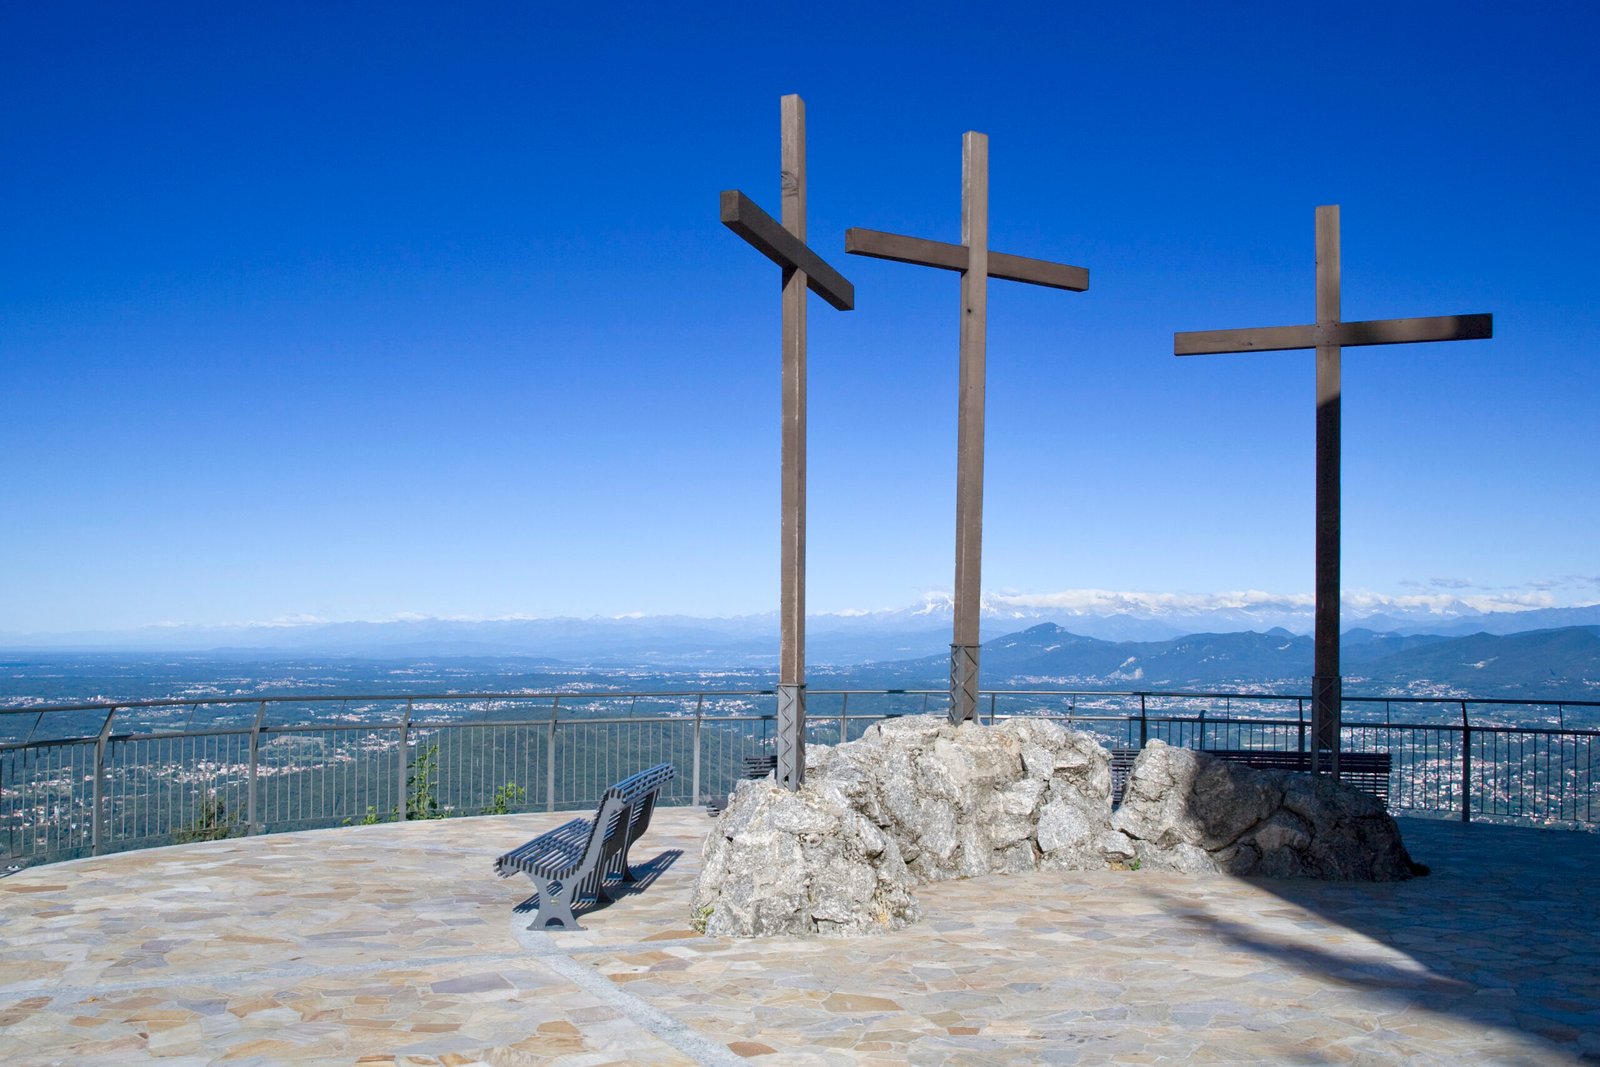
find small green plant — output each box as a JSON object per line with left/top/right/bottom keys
{"left": 176, "top": 788, "right": 238, "bottom": 843}
{"left": 341, "top": 744, "right": 451, "bottom": 825}
{"left": 406, "top": 743, "right": 445, "bottom": 820}
{"left": 345, "top": 806, "right": 387, "bottom": 827}
{"left": 481, "top": 781, "right": 526, "bottom": 816}
{"left": 691, "top": 903, "right": 715, "bottom": 933}
{"left": 1129, "top": 857, "right": 1142, "bottom": 871}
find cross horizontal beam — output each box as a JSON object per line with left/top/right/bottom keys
{"left": 845, "top": 227, "right": 1089, "bottom": 292}
{"left": 1175, "top": 313, "right": 1492, "bottom": 356}
{"left": 720, "top": 189, "right": 854, "bottom": 310}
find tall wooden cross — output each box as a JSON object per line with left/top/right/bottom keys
{"left": 847, "top": 132, "right": 1088, "bottom": 725}
{"left": 720, "top": 94, "right": 854, "bottom": 790}
{"left": 1175, "top": 205, "right": 1492, "bottom": 772}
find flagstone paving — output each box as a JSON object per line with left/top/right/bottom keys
{"left": 2, "top": 807, "right": 1596, "bottom": 1064}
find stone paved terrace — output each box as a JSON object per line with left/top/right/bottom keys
{"left": 2, "top": 807, "right": 1597, "bottom": 1065}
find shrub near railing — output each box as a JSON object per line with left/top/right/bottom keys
{"left": 3, "top": 689, "right": 1597, "bottom": 870}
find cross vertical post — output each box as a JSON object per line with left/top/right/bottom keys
{"left": 778, "top": 96, "right": 808, "bottom": 788}
{"left": 1313, "top": 205, "right": 1342, "bottom": 772}
{"left": 721, "top": 94, "right": 855, "bottom": 790}
{"left": 952, "top": 132, "right": 989, "bottom": 724}
{"left": 847, "top": 134, "right": 1088, "bottom": 725}
{"left": 1175, "top": 205, "right": 1492, "bottom": 773}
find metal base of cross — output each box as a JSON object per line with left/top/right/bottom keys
{"left": 949, "top": 644, "right": 980, "bottom": 725}
{"left": 776, "top": 682, "right": 806, "bottom": 790}
{"left": 1310, "top": 674, "right": 1342, "bottom": 775}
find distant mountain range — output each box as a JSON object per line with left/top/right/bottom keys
{"left": 829, "top": 623, "right": 1600, "bottom": 700}
{"left": 6, "top": 594, "right": 1600, "bottom": 666}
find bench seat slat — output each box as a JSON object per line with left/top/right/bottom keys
{"left": 495, "top": 818, "right": 595, "bottom": 879}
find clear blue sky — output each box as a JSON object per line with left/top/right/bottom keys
{"left": 3, "top": 1, "right": 1596, "bottom": 633}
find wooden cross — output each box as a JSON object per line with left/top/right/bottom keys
{"left": 1175, "top": 205, "right": 1492, "bottom": 772}
{"left": 720, "top": 94, "right": 854, "bottom": 790}
{"left": 847, "top": 132, "right": 1088, "bottom": 725}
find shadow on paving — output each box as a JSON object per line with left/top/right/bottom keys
{"left": 1174, "top": 818, "right": 1600, "bottom": 1063}
{"left": 511, "top": 847, "right": 683, "bottom": 925}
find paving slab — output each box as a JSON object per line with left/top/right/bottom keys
{"left": 2, "top": 807, "right": 1596, "bottom": 1064}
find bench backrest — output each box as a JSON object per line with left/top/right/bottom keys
{"left": 1110, "top": 747, "right": 1391, "bottom": 806}
{"left": 742, "top": 754, "right": 777, "bottom": 779}
{"left": 608, "top": 762, "right": 676, "bottom": 807}
{"left": 1203, "top": 749, "right": 1391, "bottom": 804}
{"left": 601, "top": 762, "right": 675, "bottom": 874}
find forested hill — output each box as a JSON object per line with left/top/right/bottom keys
{"left": 830, "top": 623, "right": 1600, "bottom": 699}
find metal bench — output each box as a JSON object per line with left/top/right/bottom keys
{"left": 493, "top": 762, "right": 674, "bottom": 931}
{"left": 1110, "top": 748, "right": 1391, "bottom": 807}
{"left": 705, "top": 754, "right": 778, "bottom": 816}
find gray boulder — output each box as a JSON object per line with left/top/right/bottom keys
{"left": 803, "top": 715, "right": 1114, "bottom": 882}
{"left": 690, "top": 777, "right": 920, "bottom": 937}
{"left": 692, "top": 715, "right": 1113, "bottom": 936}
{"left": 1112, "top": 740, "right": 1418, "bottom": 880}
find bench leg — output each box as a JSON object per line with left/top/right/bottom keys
{"left": 528, "top": 877, "right": 583, "bottom": 932}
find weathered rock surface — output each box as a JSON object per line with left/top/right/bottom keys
{"left": 806, "top": 715, "right": 1114, "bottom": 883}
{"left": 691, "top": 720, "right": 1418, "bottom": 937}
{"left": 692, "top": 716, "right": 1111, "bottom": 936}
{"left": 1113, "top": 740, "right": 1418, "bottom": 880}
{"left": 690, "top": 776, "right": 920, "bottom": 937}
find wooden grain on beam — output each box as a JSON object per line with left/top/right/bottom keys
{"left": 1331, "top": 314, "right": 1493, "bottom": 347}
{"left": 721, "top": 190, "right": 855, "bottom": 310}
{"left": 991, "top": 249, "right": 1090, "bottom": 292}
{"left": 1175, "top": 324, "right": 1318, "bottom": 355}
{"left": 845, "top": 228, "right": 1089, "bottom": 292}
{"left": 846, "top": 228, "right": 968, "bottom": 272}
{"left": 1175, "top": 314, "right": 1494, "bottom": 356}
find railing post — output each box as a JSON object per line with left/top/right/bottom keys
{"left": 691, "top": 695, "right": 704, "bottom": 806}
{"left": 1138, "top": 693, "right": 1148, "bottom": 748}
{"left": 1297, "top": 698, "right": 1306, "bottom": 753}
{"left": 397, "top": 698, "right": 413, "bottom": 822}
{"left": 546, "top": 697, "right": 560, "bottom": 813}
{"left": 247, "top": 700, "right": 267, "bottom": 835}
{"left": 839, "top": 692, "right": 849, "bottom": 744}
{"left": 91, "top": 707, "right": 116, "bottom": 856}
{"left": 1460, "top": 700, "right": 1472, "bottom": 823}
{"left": 988, "top": 692, "right": 997, "bottom": 725}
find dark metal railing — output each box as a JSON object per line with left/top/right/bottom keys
{"left": 3, "top": 688, "right": 1596, "bottom": 870}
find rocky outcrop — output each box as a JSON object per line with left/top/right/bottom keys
{"left": 684, "top": 777, "right": 921, "bottom": 934}
{"left": 804, "top": 716, "right": 1114, "bottom": 882}
{"left": 1112, "top": 740, "right": 1418, "bottom": 880}
{"left": 692, "top": 716, "right": 1112, "bottom": 936}
{"left": 689, "top": 775, "right": 920, "bottom": 937}
{"left": 691, "top": 719, "right": 1418, "bottom": 938}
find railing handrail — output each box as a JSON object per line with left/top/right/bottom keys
{"left": 7, "top": 685, "right": 1597, "bottom": 720}
{"left": 8, "top": 710, "right": 1595, "bottom": 755}
{"left": 0, "top": 689, "right": 783, "bottom": 717}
